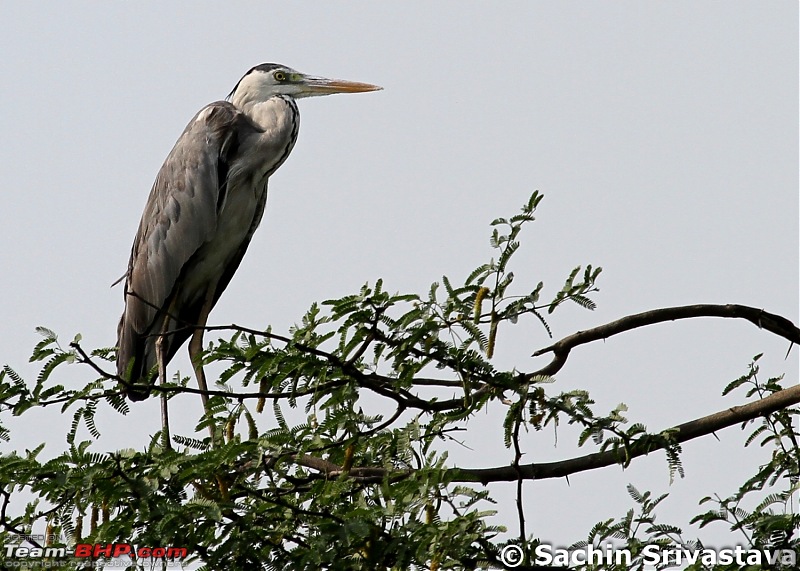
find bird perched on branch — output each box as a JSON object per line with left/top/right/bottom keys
{"left": 116, "top": 64, "right": 381, "bottom": 402}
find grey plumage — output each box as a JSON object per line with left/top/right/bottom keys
{"left": 116, "top": 64, "right": 380, "bottom": 400}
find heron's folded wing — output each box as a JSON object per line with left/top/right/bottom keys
{"left": 121, "top": 102, "right": 243, "bottom": 345}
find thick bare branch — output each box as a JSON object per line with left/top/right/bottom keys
{"left": 530, "top": 304, "right": 799, "bottom": 377}
{"left": 452, "top": 381, "right": 800, "bottom": 484}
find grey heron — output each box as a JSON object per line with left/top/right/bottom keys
{"left": 116, "top": 63, "right": 381, "bottom": 402}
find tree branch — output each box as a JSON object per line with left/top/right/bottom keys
{"left": 261, "top": 378, "right": 800, "bottom": 487}
{"left": 453, "top": 381, "right": 800, "bottom": 483}
{"left": 531, "top": 304, "right": 799, "bottom": 377}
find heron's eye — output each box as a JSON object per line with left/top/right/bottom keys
{"left": 273, "top": 71, "right": 286, "bottom": 81}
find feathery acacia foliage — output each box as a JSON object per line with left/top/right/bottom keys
{"left": 1, "top": 193, "right": 798, "bottom": 569}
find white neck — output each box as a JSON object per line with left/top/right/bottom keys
{"left": 238, "top": 96, "right": 296, "bottom": 132}
{"left": 226, "top": 94, "right": 299, "bottom": 187}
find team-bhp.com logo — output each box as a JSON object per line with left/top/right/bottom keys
{"left": 4, "top": 542, "right": 188, "bottom": 561}
{"left": 74, "top": 543, "right": 188, "bottom": 559}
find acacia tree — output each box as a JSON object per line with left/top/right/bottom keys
{"left": 1, "top": 193, "right": 798, "bottom": 570}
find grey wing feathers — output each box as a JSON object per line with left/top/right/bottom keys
{"left": 116, "top": 102, "right": 249, "bottom": 382}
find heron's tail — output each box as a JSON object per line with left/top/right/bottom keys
{"left": 116, "top": 314, "right": 155, "bottom": 401}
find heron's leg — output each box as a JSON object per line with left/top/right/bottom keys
{"left": 189, "top": 288, "right": 217, "bottom": 440}
{"left": 156, "top": 320, "right": 172, "bottom": 450}
{"left": 188, "top": 303, "right": 212, "bottom": 410}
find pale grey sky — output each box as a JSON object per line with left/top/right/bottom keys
{"left": 1, "top": 1, "right": 797, "bottom": 550}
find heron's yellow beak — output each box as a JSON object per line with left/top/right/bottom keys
{"left": 299, "top": 75, "right": 383, "bottom": 96}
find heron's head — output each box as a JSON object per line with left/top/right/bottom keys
{"left": 229, "top": 63, "right": 381, "bottom": 108}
